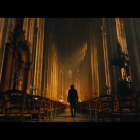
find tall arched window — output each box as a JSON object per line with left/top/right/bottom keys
{"left": 68, "top": 70, "right": 72, "bottom": 89}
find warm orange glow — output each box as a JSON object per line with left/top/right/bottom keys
{"left": 59, "top": 99, "right": 63, "bottom": 102}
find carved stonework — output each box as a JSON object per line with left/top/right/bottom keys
{"left": 16, "top": 30, "right": 26, "bottom": 46}
{"left": 0, "top": 18, "right": 33, "bottom": 93}
{"left": 0, "top": 43, "right": 14, "bottom": 92}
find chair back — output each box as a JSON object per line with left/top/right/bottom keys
{"left": 28, "top": 95, "right": 43, "bottom": 112}
{"left": 111, "top": 96, "right": 119, "bottom": 112}
{"left": 135, "top": 91, "right": 140, "bottom": 117}
{"left": 94, "top": 97, "right": 101, "bottom": 110}
{"left": 100, "top": 95, "right": 112, "bottom": 111}
{"left": 0, "top": 92, "right": 5, "bottom": 113}
{"left": 46, "top": 100, "right": 52, "bottom": 111}
{"left": 89, "top": 99, "right": 96, "bottom": 110}
{"left": 118, "top": 90, "right": 134, "bottom": 114}
{"left": 4, "top": 90, "right": 26, "bottom": 122}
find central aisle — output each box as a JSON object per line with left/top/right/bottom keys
{"left": 50, "top": 107, "right": 93, "bottom": 122}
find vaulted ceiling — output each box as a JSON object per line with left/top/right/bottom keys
{"left": 45, "top": 18, "right": 94, "bottom": 65}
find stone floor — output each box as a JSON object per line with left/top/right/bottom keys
{"left": 42, "top": 107, "right": 94, "bottom": 122}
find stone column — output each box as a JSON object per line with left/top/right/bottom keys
{"left": 111, "top": 18, "right": 121, "bottom": 82}
{"left": 57, "top": 63, "right": 61, "bottom": 101}
{"left": 48, "top": 39, "right": 53, "bottom": 99}
{"left": 0, "top": 18, "right": 11, "bottom": 83}
{"left": 38, "top": 19, "right": 42, "bottom": 96}
{"left": 51, "top": 48, "right": 54, "bottom": 100}
{"left": 92, "top": 24, "right": 100, "bottom": 98}
{"left": 123, "top": 18, "right": 140, "bottom": 89}
{"left": 86, "top": 27, "right": 92, "bottom": 100}
{"left": 44, "top": 22, "right": 53, "bottom": 98}
{"left": 0, "top": 18, "right": 5, "bottom": 47}
{"left": 0, "top": 43, "right": 14, "bottom": 92}
{"left": 43, "top": 21, "right": 48, "bottom": 97}
{"left": 101, "top": 18, "right": 111, "bottom": 94}
{"left": 81, "top": 61, "right": 84, "bottom": 101}
{"left": 33, "top": 18, "right": 40, "bottom": 95}
{"left": 64, "top": 66, "right": 67, "bottom": 102}
{"left": 47, "top": 35, "right": 53, "bottom": 99}
{"left": 89, "top": 23, "right": 94, "bottom": 98}
{"left": 105, "top": 18, "right": 119, "bottom": 95}
{"left": 117, "top": 18, "right": 130, "bottom": 79}
{"left": 83, "top": 54, "right": 87, "bottom": 100}
{"left": 39, "top": 18, "right": 45, "bottom": 96}
{"left": 30, "top": 20, "right": 38, "bottom": 95}
{"left": 89, "top": 22, "right": 99, "bottom": 98}
{"left": 95, "top": 18, "right": 106, "bottom": 96}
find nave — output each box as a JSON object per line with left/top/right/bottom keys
{"left": 1, "top": 90, "right": 140, "bottom": 122}
{"left": 46, "top": 107, "right": 92, "bottom": 122}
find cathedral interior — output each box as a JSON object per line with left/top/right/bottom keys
{"left": 0, "top": 18, "right": 140, "bottom": 122}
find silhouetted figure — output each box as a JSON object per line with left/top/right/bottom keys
{"left": 67, "top": 85, "right": 78, "bottom": 117}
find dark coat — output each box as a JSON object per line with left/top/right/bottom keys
{"left": 68, "top": 89, "right": 78, "bottom": 103}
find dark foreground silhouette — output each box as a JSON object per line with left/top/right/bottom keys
{"left": 67, "top": 85, "right": 78, "bottom": 117}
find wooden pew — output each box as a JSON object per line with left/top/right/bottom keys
{"left": 79, "top": 101, "right": 83, "bottom": 114}
{"left": 0, "top": 92, "right": 6, "bottom": 121}
{"left": 111, "top": 90, "right": 138, "bottom": 122}
{"left": 4, "top": 90, "right": 32, "bottom": 122}
{"left": 61, "top": 102, "right": 66, "bottom": 113}
{"left": 50, "top": 99, "right": 55, "bottom": 120}
{"left": 41, "top": 98, "right": 52, "bottom": 122}
{"left": 57, "top": 101, "right": 61, "bottom": 115}
{"left": 40, "top": 97, "right": 50, "bottom": 122}
{"left": 27, "top": 95, "right": 43, "bottom": 122}
{"left": 45, "top": 99, "right": 55, "bottom": 121}
{"left": 98, "top": 95, "right": 112, "bottom": 122}
{"left": 76, "top": 102, "right": 81, "bottom": 113}
{"left": 87, "top": 97, "right": 100, "bottom": 122}
{"left": 96, "top": 95, "right": 120, "bottom": 122}
{"left": 60, "top": 103, "right": 65, "bottom": 113}
{"left": 53, "top": 101, "right": 58, "bottom": 117}
{"left": 135, "top": 91, "right": 140, "bottom": 121}
{"left": 111, "top": 95, "right": 119, "bottom": 122}
{"left": 82, "top": 101, "right": 87, "bottom": 115}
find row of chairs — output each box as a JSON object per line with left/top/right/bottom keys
{"left": 0, "top": 90, "right": 66, "bottom": 122}
{"left": 76, "top": 89, "right": 140, "bottom": 122}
